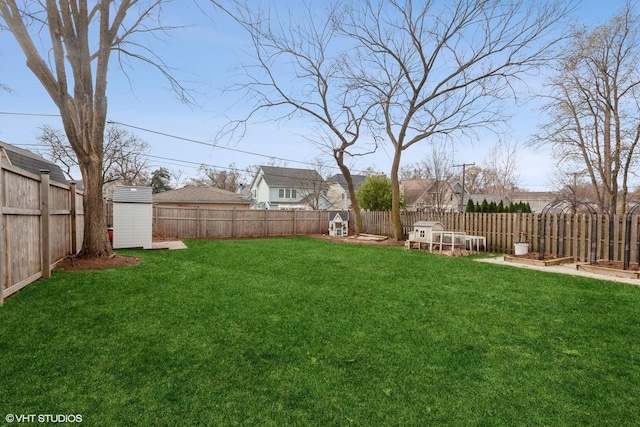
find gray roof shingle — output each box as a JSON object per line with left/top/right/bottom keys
{"left": 0, "top": 141, "right": 67, "bottom": 184}
{"left": 152, "top": 186, "right": 250, "bottom": 204}
{"left": 260, "top": 166, "right": 324, "bottom": 188}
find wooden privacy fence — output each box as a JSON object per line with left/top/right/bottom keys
{"left": 360, "top": 210, "right": 640, "bottom": 263}
{"left": 152, "top": 206, "right": 328, "bottom": 239}
{"left": 150, "top": 206, "right": 640, "bottom": 264}
{"left": 0, "top": 164, "right": 84, "bottom": 303}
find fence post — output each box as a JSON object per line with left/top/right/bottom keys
{"left": 293, "top": 210, "right": 297, "bottom": 236}
{"left": 40, "top": 170, "right": 51, "bottom": 280}
{"left": 196, "top": 205, "right": 200, "bottom": 239}
{"left": 70, "top": 182, "right": 77, "bottom": 254}
{"left": 232, "top": 208, "right": 236, "bottom": 238}
{"left": 264, "top": 210, "right": 268, "bottom": 237}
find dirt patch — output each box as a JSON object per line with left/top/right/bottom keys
{"left": 55, "top": 254, "right": 141, "bottom": 271}
{"left": 509, "top": 252, "right": 568, "bottom": 261}
{"left": 590, "top": 260, "right": 640, "bottom": 271}
{"left": 310, "top": 234, "right": 405, "bottom": 247}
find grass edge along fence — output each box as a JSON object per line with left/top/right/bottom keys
{"left": 359, "top": 210, "right": 638, "bottom": 264}
{"left": 150, "top": 206, "right": 639, "bottom": 264}
{"left": 0, "top": 163, "right": 84, "bottom": 304}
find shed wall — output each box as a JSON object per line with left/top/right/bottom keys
{"left": 113, "top": 203, "right": 152, "bottom": 249}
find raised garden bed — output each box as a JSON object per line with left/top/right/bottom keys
{"left": 576, "top": 261, "right": 640, "bottom": 279}
{"left": 504, "top": 252, "right": 574, "bottom": 267}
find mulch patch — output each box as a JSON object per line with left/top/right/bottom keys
{"left": 310, "top": 234, "right": 405, "bottom": 247}
{"left": 55, "top": 254, "right": 141, "bottom": 271}
{"left": 590, "top": 260, "right": 640, "bottom": 271}
{"left": 510, "top": 252, "right": 566, "bottom": 261}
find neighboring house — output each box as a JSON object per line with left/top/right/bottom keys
{"left": 76, "top": 179, "right": 128, "bottom": 200}
{"left": 402, "top": 179, "right": 461, "bottom": 212}
{"left": 0, "top": 140, "right": 67, "bottom": 184}
{"left": 247, "top": 166, "right": 332, "bottom": 210}
{"left": 152, "top": 186, "right": 251, "bottom": 209}
{"left": 325, "top": 173, "right": 366, "bottom": 210}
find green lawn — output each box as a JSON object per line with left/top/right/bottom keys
{"left": 1, "top": 237, "right": 640, "bottom": 426}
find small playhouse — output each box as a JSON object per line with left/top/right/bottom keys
{"left": 112, "top": 185, "right": 153, "bottom": 249}
{"left": 328, "top": 211, "right": 349, "bottom": 237}
{"left": 405, "top": 220, "right": 467, "bottom": 253}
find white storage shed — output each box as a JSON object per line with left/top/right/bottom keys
{"left": 112, "top": 186, "right": 153, "bottom": 249}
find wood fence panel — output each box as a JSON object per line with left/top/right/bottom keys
{"left": 3, "top": 214, "right": 41, "bottom": 295}
{"left": 199, "top": 209, "right": 233, "bottom": 238}
{"left": 1, "top": 164, "right": 82, "bottom": 303}
{"left": 1, "top": 167, "right": 41, "bottom": 301}
{"left": 50, "top": 183, "right": 72, "bottom": 262}
{"left": 235, "top": 210, "right": 266, "bottom": 237}
{"left": 295, "top": 210, "right": 327, "bottom": 235}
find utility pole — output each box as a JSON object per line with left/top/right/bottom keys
{"left": 453, "top": 162, "right": 475, "bottom": 212}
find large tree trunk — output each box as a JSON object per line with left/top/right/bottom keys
{"left": 390, "top": 147, "right": 403, "bottom": 240}
{"left": 79, "top": 155, "right": 111, "bottom": 257}
{"left": 338, "top": 163, "right": 363, "bottom": 235}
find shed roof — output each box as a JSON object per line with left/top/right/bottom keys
{"left": 413, "top": 221, "right": 444, "bottom": 228}
{"left": 152, "top": 186, "right": 250, "bottom": 205}
{"left": 113, "top": 186, "right": 153, "bottom": 203}
{"left": 329, "top": 211, "right": 349, "bottom": 221}
{"left": 0, "top": 140, "right": 67, "bottom": 184}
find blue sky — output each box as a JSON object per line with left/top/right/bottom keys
{"left": 0, "top": 0, "right": 625, "bottom": 189}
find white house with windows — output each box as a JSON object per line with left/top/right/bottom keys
{"left": 246, "top": 165, "right": 333, "bottom": 210}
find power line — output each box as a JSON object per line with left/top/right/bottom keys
{"left": 2, "top": 111, "right": 383, "bottom": 176}
{"left": 107, "top": 119, "right": 337, "bottom": 171}
{"left": 0, "top": 111, "right": 59, "bottom": 117}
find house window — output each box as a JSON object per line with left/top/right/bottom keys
{"left": 419, "top": 229, "right": 426, "bottom": 238}
{"left": 279, "top": 188, "right": 297, "bottom": 199}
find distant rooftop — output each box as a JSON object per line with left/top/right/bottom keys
{"left": 0, "top": 140, "right": 67, "bottom": 184}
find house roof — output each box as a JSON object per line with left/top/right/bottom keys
{"left": 113, "top": 186, "right": 153, "bottom": 203}
{"left": 510, "top": 191, "right": 556, "bottom": 201}
{"left": 327, "top": 174, "right": 366, "bottom": 190}
{"left": 259, "top": 166, "right": 324, "bottom": 188}
{"left": 152, "top": 186, "right": 250, "bottom": 205}
{"left": 401, "top": 179, "right": 435, "bottom": 206}
{"left": 0, "top": 140, "right": 67, "bottom": 184}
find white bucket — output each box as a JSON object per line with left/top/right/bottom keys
{"left": 514, "top": 243, "right": 529, "bottom": 255}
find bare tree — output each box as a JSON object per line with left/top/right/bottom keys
{"left": 0, "top": 1, "right": 189, "bottom": 256}
{"left": 37, "top": 125, "right": 78, "bottom": 180}
{"left": 339, "top": 0, "right": 574, "bottom": 239}
{"left": 214, "top": 1, "right": 378, "bottom": 235}
{"left": 462, "top": 165, "right": 489, "bottom": 195}
{"left": 549, "top": 169, "right": 593, "bottom": 201}
{"left": 533, "top": 3, "right": 640, "bottom": 214}
{"left": 38, "top": 123, "right": 150, "bottom": 185}
{"left": 399, "top": 162, "right": 429, "bottom": 180}
{"left": 481, "top": 139, "right": 520, "bottom": 198}
{"left": 423, "top": 141, "right": 456, "bottom": 212}
{"left": 188, "top": 163, "right": 243, "bottom": 192}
